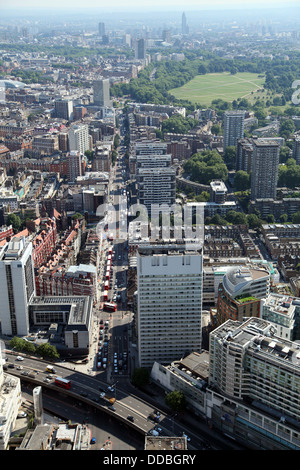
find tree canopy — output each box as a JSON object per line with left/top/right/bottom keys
{"left": 184, "top": 150, "right": 228, "bottom": 184}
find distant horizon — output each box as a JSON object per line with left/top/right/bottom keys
{"left": 1, "top": 0, "right": 300, "bottom": 13}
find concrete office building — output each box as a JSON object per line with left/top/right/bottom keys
{"left": 93, "top": 79, "right": 111, "bottom": 107}
{"left": 250, "top": 139, "right": 280, "bottom": 201}
{"left": 98, "top": 22, "right": 105, "bottom": 36}
{"left": 136, "top": 167, "right": 176, "bottom": 216}
{"left": 0, "top": 238, "right": 36, "bottom": 336}
{"left": 67, "top": 150, "right": 82, "bottom": 182}
{"left": 209, "top": 180, "right": 228, "bottom": 204}
{"left": 181, "top": 12, "right": 189, "bottom": 35}
{"left": 136, "top": 243, "right": 203, "bottom": 368}
{"left": 223, "top": 110, "right": 245, "bottom": 152}
{"left": 208, "top": 317, "right": 300, "bottom": 449}
{"left": 261, "top": 293, "right": 300, "bottom": 342}
{"left": 216, "top": 265, "right": 270, "bottom": 326}
{"left": 0, "top": 364, "right": 22, "bottom": 450}
{"left": 236, "top": 138, "right": 253, "bottom": 173}
{"left": 135, "top": 38, "right": 146, "bottom": 60}
{"left": 29, "top": 295, "right": 93, "bottom": 357}
{"left": 54, "top": 98, "right": 73, "bottom": 121}
{"left": 69, "top": 124, "right": 90, "bottom": 155}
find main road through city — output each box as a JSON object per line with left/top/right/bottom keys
{"left": 4, "top": 121, "right": 245, "bottom": 451}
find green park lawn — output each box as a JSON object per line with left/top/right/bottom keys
{"left": 170, "top": 72, "right": 265, "bottom": 107}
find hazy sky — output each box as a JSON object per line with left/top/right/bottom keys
{"left": 1, "top": 0, "right": 299, "bottom": 11}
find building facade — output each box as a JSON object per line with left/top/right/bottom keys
{"left": 93, "top": 79, "right": 111, "bottom": 107}
{"left": 0, "top": 238, "right": 36, "bottom": 336}
{"left": 136, "top": 243, "right": 203, "bottom": 368}
{"left": 250, "top": 139, "right": 280, "bottom": 201}
{"left": 223, "top": 111, "right": 245, "bottom": 152}
{"left": 69, "top": 124, "right": 90, "bottom": 155}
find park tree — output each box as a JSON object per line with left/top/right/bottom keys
{"left": 6, "top": 213, "right": 22, "bottom": 233}
{"left": 292, "top": 211, "right": 300, "bottom": 224}
{"left": 224, "top": 146, "right": 236, "bottom": 170}
{"left": 9, "top": 337, "right": 36, "bottom": 354}
{"left": 280, "top": 119, "right": 296, "bottom": 139}
{"left": 247, "top": 213, "right": 263, "bottom": 230}
{"left": 234, "top": 170, "right": 251, "bottom": 191}
{"left": 36, "top": 343, "right": 59, "bottom": 360}
{"left": 165, "top": 390, "right": 187, "bottom": 413}
{"left": 279, "top": 213, "right": 289, "bottom": 223}
{"left": 211, "top": 124, "right": 222, "bottom": 135}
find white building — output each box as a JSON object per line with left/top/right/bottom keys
{"left": 137, "top": 243, "right": 203, "bottom": 368}
{"left": 0, "top": 238, "right": 36, "bottom": 336}
{"left": 69, "top": 124, "right": 90, "bottom": 155}
{"left": 0, "top": 361, "right": 22, "bottom": 450}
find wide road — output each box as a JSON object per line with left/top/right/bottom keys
{"left": 5, "top": 351, "right": 245, "bottom": 450}
{"left": 5, "top": 352, "right": 202, "bottom": 449}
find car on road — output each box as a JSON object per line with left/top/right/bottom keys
{"left": 148, "top": 412, "right": 161, "bottom": 423}
{"left": 127, "top": 415, "right": 134, "bottom": 422}
{"left": 17, "top": 411, "right": 27, "bottom": 418}
{"left": 108, "top": 405, "right": 116, "bottom": 411}
{"left": 17, "top": 365, "right": 23, "bottom": 370}
{"left": 90, "top": 437, "right": 96, "bottom": 444}
{"left": 16, "top": 356, "right": 24, "bottom": 361}
{"left": 182, "top": 433, "right": 191, "bottom": 442}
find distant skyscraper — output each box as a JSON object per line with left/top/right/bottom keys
{"left": 93, "top": 79, "right": 111, "bottom": 107}
{"left": 98, "top": 22, "right": 105, "bottom": 36}
{"left": 135, "top": 38, "right": 146, "bottom": 60}
{"left": 250, "top": 139, "right": 280, "bottom": 201}
{"left": 223, "top": 110, "right": 245, "bottom": 152}
{"left": 182, "top": 12, "right": 189, "bottom": 35}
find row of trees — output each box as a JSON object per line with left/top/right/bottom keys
{"left": 9, "top": 336, "right": 59, "bottom": 360}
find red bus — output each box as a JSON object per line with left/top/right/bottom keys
{"left": 105, "top": 271, "right": 110, "bottom": 281}
{"left": 103, "top": 290, "right": 109, "bottom": 301}
{"left": 54, "top": 377, "right": 71, "bottom": 390}
{"left": 103, "top": 302, "right": 117, "bottom": 312}
{"left": 104, "top": 280, "right": 109, "bottom": 290}
{"left": 107, "top": 254, "right": 112, "bottom": 262}
{"left": 108, "top": 247, "right": 113, "bottom": 255}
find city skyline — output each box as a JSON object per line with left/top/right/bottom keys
{"left": 1, "top": 0, "right": 299, "bottom": 12}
